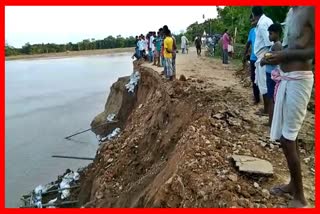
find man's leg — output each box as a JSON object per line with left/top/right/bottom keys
{"left": 270, "top": 79, "right": 314, "bottom": 207}
{"left": 266, "top": 72, "right": 276, "bottom": 126}
{"left": 166, "top": 58, "right": 173, "bottom": 80}
{"left": 225, "top": 49, "right": 228, "bottom": 64}
{"left": 172, "top": 54, "right": 176, "bottom": 79}
{"left": 153, "top": 51, "right": 157, "bottom": 65}
{"left": 280, "top": 137, "right": 307, "bottom": 207}
{"left": 250, "top": 60, "right": 260, "bottom": 104}
{"left": 222, "top": 49, "right": 227, "bottom": 64}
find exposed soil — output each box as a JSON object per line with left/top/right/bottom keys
{"left": 75, "top": 48, "right": 315, "bottom": 208}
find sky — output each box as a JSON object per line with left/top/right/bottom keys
{"left": 5, "top": 6, "right": 220, "bottom": 48}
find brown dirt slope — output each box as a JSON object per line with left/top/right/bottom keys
{"left": 76, "top": 48, "right": 314, "bottom": 208}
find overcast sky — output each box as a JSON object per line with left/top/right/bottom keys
{"left": 5, "top": 6, "right": 220, "bottom": 48}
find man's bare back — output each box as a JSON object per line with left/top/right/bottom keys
{"left": 281, "top": 6, "right": 314, "bottom": 72}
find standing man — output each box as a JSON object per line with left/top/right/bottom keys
{"left": 164, "top": 29, "right": 174, "bottom": 81}
{"left": 181, "top": 34, "right": 189, "bottom": 54}
{"left": 252, "top": 6, "right": 273, "bottom": 115}
{"left": 195, "top": 36, "right": 202, "bottom": 56}
{"left": 222, "top": 29, "right": 230, "bottom": 64}
{"left": 153, "top": 31, "right": 161, "bottom": 67}
{"left": 244, "top": 14, "right": 259, "bottom": 105}
{"left": 170, "top": 31, "right": 177, "bottom": 79}
{"left": 149, "top": 32, "right": 155, "bottom": 63}
{"left": 266, "top": 6, "right": 314, "bottom": 208}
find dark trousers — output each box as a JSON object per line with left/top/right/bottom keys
{"left": 196, "top": 46, "right": 201, "bottom": 56}
{"left": 222, "top": 49, "right": 228, "bottom": 64}
{"left": 250, "top": 60, "right": 260, "bottom": 103}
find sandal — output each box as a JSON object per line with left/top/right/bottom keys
{"left": 270, "top": 185, "right": 293, "bottom": 196}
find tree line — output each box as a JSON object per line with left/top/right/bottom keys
{"left": 183, "top": 6, "right": 289, "bottom": 44}
{"left": 5, "top": 6, "right": 290, "bottom": 57}
{"left": 5, "top": 35, "right": 137, "bottom": 56}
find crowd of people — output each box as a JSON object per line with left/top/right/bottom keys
{"left": 243, "top": 6, "right": 314, "bottom": 208}
{"left": 132, "top": 25, "right": 180, "bottom": 81}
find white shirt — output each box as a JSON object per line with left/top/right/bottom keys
{"left": 138, "top": 40, "right": 144, "bottom": 51}
{"left": 181, "top": 36, "right": 188, "bottom": 48}
{"left": 149, "top": 36, "right": 155, "bottom": 51}
{"left": 254, "top": 14, "right": 273, "bottom": 56}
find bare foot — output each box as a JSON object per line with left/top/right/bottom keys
{"left": 288, "top": 199, "right": 308, "bottom": 208}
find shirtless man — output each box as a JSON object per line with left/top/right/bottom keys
{"left": 266, "top": 6, "right": 314, "bottom": 208}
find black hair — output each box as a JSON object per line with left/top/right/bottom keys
{"left": 249, "top": 14, "right": 253, "bottom": 19}
{"left": 224, "top": 29, "right": 228, "bottom": 33}
{"left": 252, "top": 6, "right": 264, "bottom": 17}
{"left": 163, "top": 25, "right": 169, "bottom": 33}
{"left": 268, "top": 23, "right": 283, "bottom": 36}
{"left": 165, "top": 29, "right": 171, "bottom": 36}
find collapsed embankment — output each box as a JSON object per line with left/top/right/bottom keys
{"left": 74, "top": 61, "right": 314, "bottom": 208}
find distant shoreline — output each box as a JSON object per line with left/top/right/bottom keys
{"left": 5, "top": 47, "right": 135, "bottom": 61}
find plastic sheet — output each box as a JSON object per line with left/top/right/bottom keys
{"left": 125, "top": 71, "right": 140, "bottom": 93}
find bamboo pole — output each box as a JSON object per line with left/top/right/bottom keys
{"left": 51, "top": 155, "right": 94, "bottom": 161}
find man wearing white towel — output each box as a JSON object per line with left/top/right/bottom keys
{"left": 266, "top": 6, "right": 314, "bottom": 208}
{"left": 252, "top": 6, "right": 273, "bottom": 116}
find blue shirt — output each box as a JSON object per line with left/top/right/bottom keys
{"left": 266, "top": 45, "right": 279, "bottom": 73}
{"left": 248, "top": 28, "right": 257, "bottom": 61}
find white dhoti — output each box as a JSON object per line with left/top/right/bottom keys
{"left": 270, "top": 69, "right": 314, "bottom": 141}
{"left": 254, "top": 48, "right": 269, "bottom": 95}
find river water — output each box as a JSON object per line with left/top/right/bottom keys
{"left": 5, "top": 54, "right": 133, "bottom": 207}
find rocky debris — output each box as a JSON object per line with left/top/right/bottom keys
{"left": 261, "top": 189, "right": 270, "bottom": 199}
{"left": 74, "top": 61, "right": 314, "bottom": 208}
{"left": 232, "top": 155, "right": 273, "bottom": 176}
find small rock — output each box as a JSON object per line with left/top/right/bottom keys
{"left": 303, "top": 157, "right": 311, "bottom": 164}
{"left": 107, "top": 158, "right": 113, "bottom": 163}
{"left": 195, "top": 153, "right": 201, "bottom": 157}
{"left": 213, "top": 113, "right": 225, "bottom": 120}
{"left": 253, "top": 182, "right": 260, "bottom": 188}
{"left": 201, "top": 151, "right": 207, "bottom": 156}
{"left": 261, "top": 142, "right": 267, "bottom": 147}
{"left": 227, "top": 174, "right": 238, "bottom": 182}
{"left": 232, "top": 155, "right": 273, "bottom": 175}
{"left": 138, "top": 104, "right": 143, "bottom": 109}
{"left": 269, "top": 144, "right": 275, "bottom": 149}
{"left": 198, "top": 190, "right": 206, "bottom": 197}
{"left": 261, "top": 189, "right": 270, "bottom": 199}
{"left": 205, "top": 140, "right": 211, "bottom": 144}
{"left": 236, "top": 185, "right": 241, "bottom": 193}
{"left": 179, "top": 75, "right": 187, "bottom": 81}
{"left": 95, "top": 191, "right": 104, "bottom": 199}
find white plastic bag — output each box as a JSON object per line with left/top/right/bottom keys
{"left": 228, "top": 45, "right": 234, "bottom": 53}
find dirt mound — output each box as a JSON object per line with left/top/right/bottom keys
{"left": 76, "top": 61, "right": 314, "bottom": 208}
